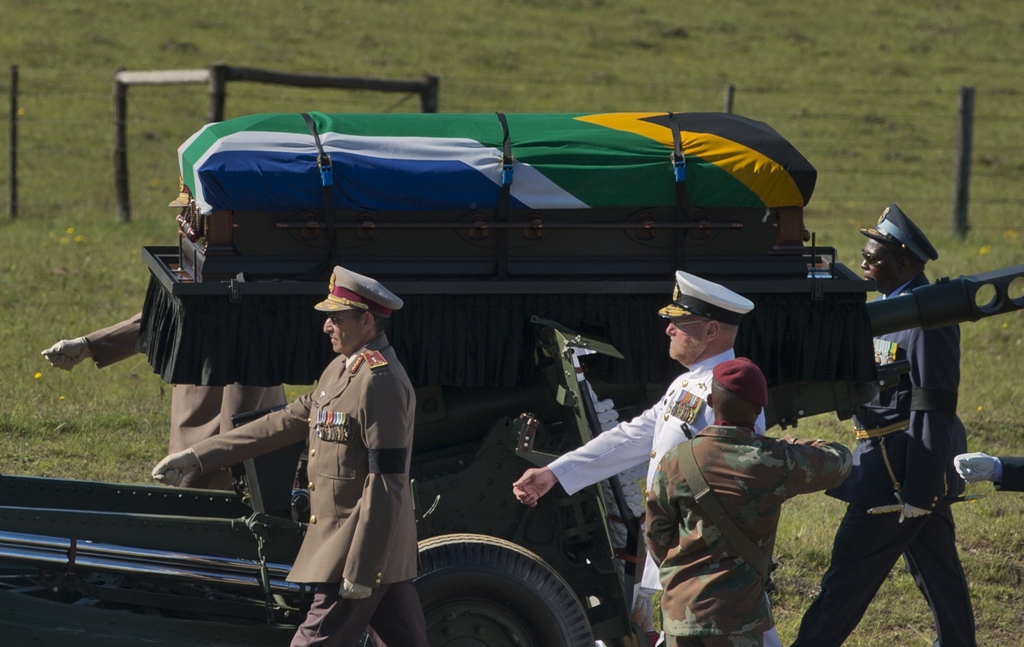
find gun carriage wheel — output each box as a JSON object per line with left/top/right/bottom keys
{"left": 416, "top": 534, "right": 593, "bottom": 647}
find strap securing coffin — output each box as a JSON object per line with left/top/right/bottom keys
{"left": 301, "top": 112, "right": 337, "bottom": 263}
{"left": 669, "top": 112, "right": 690, "bottom": 269}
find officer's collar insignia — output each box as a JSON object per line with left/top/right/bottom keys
{"left": 349, "top": 354, "right": 365, "bottom": 375}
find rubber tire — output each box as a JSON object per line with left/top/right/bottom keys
{"left": 416, "top": 534, "right": 593, "bottom": 647}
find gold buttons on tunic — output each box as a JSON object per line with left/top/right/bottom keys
{"left": 310, "top": 448, "right": 316, "bottom": 457}
{"left": 308, "top": 482, "right": 315, "bottom": 491}
{"left": 650, "top": 451, "right": 657, "bottom": 458}
{"left": 310, "top": 515, "right": 317, "bottom": 524}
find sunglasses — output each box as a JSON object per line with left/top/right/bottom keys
{"left": 328, "top": 311, "right": 365, "bottom": 326}
{"left": 860, "top": 249, "right": 894, "bottom": 267}
{"left": 667, "top": 317, "right": 708, "bottom": 329}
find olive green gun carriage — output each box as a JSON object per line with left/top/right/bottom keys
{"left": 4, "top": 112, "right": 1024, "bottom": 647}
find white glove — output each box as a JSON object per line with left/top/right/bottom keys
{"left": 41, "top": 337, "right": 91, "bottom": 370}
{"left": 900, "top": 502, "right": 931, "bottom": 523}
{"left": 340, "top": 578, "right": 372, "bottom": 600}
{"left": 152, "top": 449, "right": 201, "bottom": 486}
{"left": 954, "top": 452, "right": 998, "bottom": 484}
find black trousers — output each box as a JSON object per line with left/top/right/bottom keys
{"left": 290, "top": 580, "right": 429, "bottom": 647}
{"left": 792, "top": 504, "right": 976, "bottom": 647}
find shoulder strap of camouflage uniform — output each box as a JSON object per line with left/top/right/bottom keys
{"left": 679, "top": 441, "right": 771, "bottom": 584}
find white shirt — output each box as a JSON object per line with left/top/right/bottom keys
{"left": 548, "top": 348, "right": 766, "bottom": 589}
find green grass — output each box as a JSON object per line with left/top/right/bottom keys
{"left": 2, "top": 1, "right": 1024, "bottom": 644}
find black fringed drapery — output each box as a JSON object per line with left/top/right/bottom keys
{"left": 138, "top": 275, "right": 875, "bottom": 390}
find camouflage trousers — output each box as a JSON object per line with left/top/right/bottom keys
{"left": 669, "top": 633, "right": 762, "bottom": 647}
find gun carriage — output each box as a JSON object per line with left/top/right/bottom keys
{"left": 3, "top": 111, "right": 1023, "bottom": 647}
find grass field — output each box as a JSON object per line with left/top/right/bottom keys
{"left": 2, "top": 1, "right": 1024, "bottom": 645}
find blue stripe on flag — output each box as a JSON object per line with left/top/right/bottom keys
{"left": 197, "top": 151, "right": 532, "bottom": 212}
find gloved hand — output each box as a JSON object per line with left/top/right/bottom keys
{"left": 152, "top": 449, "right": 201, "bottom": 486}
{"left": 340, "top": 578, "right": 372, "bottom": 600}
{"left": 954, "top": 452, "right": 998, "bottom": 483}
{"left": 41, "top": 337, "right": 91, "bottom": 370}
{"left": 900, "top": 502, "right": 931, "bottom": 523}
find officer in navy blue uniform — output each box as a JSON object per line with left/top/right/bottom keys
{"left": 792, "top": 204, "right": 976, "bottom": 647}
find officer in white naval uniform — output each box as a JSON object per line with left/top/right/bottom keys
{"left": 513, "top": 270, "right": 780, "bottom": 647}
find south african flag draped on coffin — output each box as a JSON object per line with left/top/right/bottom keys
{"left": 178, "top": 111, "right": 816, "bottom": 215}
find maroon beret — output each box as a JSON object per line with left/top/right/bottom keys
{"left": 712, "top": 357, "right": 768, "bottom": 407}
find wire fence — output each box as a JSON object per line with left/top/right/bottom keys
{"left": 3, "top": 65, "right": 1024, "bottom": 238}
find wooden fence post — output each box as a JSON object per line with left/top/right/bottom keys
{"left": 420, "top": 75, "right": 439, "bottom": 113}
{"left": 207, "top": 63, "right": 228, "bottom": 123}
{"left": 951, "top": 86, "right": 974, "bottom": 238}
{"left": 112, "top": 70, "right": 130, "bottom": 222}
{"left": 723, "top": 83, "right": 735, "bottom": 114}
{"left": 8, "top": 65, "right": 16, "bottom": 219}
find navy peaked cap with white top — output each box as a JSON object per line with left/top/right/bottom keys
{"left": 658, "top": 270, "right": 754, "bottom": 326}
{"left": 860, "top": 203, "right": 938, "bottom": 263}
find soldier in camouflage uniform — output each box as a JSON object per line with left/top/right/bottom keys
{"left": 646, "top": 358, "right": 852, "bottom": 647}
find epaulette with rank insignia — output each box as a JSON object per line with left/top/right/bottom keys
{"left": 349, "top": 350, "right": 390, "bottom": 375}
{"left": 363, "top": 350, "right": 389, "bottom": 369}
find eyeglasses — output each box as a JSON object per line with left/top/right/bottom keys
{"left": 860, "top": 249, "right": 893, "bottom": 267}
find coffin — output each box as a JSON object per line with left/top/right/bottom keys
{"left": 139, "top": 111, "right": 874, "bottom": 389}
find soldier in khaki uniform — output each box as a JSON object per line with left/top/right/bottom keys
{"left": 41, "top": 313, "right": 286, "bottom": 490}
{"left": 646, "top": 358, "right": 852, "bottom": 647}
{"left": 152, "top": 266, "right": 428, "bottom": 647}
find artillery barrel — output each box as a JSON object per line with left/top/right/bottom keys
{"left": 0, "top": 529, "right": 299, "bottom": 594}
{"left": 867, "top": 265, "right": 1024, "bottom": 336}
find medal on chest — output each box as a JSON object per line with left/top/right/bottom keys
{"left": 315, "top": 409, "right": 352, "bottom": 442}
{"left": 873, "top": 338, "right": 898, "bottom": 365}
{"left": 668, "top": 390, "right": 704, "bottom": 425}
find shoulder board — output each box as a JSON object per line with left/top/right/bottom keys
{"left": 363, "top": 350, "right": 389, "bottom": 370}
